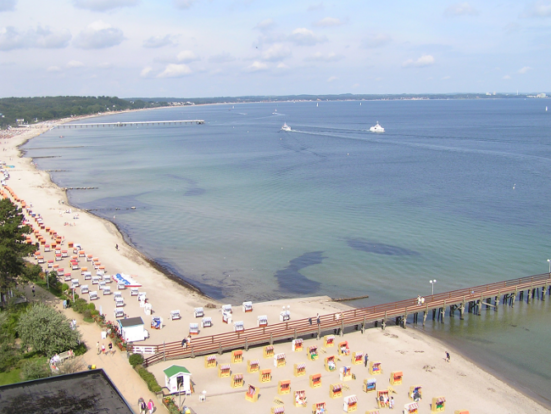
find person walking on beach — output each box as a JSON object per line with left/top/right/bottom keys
{"left": 108, "top": 342, "right": 113, "bottom": 355}
{"left": 138, "top": 397, "right": 146, "bottom": 414}
{"left": 316, "top": 313, "right": 320, "bottom": 326}
{"left": 445, "top": 351, "right": 450, "bottom": 362}
{"left": 96, "top": 341, "right": 100, "bottom": 355}
{"left": 115, "top": 244, "right": 119, "bottom": 250}
{"left": 364, "top": 353, "right": 368, "bottom": 367}
{"left": 32, "top": 285, "right": 35, "bottom": 297}
{"left": 147, "top": 399, "right": 155, "bottom": 414}
{"left": 101, "top": 344, "right": 105, "bottom": 354}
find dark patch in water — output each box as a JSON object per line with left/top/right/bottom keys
{"left": 275, "top": 251, "right": 324, "bottom": 294}
{"left": 346, "top": 238, "right": 420, "bottom": 256}
{"left": 165, "top": 174, "right": 206, "bottom": 197}
{"left": 74, "top": 193, "right": 150, "bottom": 214}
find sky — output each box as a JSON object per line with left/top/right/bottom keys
{"left": 0, "top": 0, "right": 550, "bottom": 98}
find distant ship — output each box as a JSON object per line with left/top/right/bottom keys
{"left": 281, "top": 123, "right": 291, "bottom": 132}
{"left": 369, "top": 122, "right": 384, "bottom": 133}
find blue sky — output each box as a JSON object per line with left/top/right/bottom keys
{"left": 0, "top": 0, "right": 549, "bottom": 97}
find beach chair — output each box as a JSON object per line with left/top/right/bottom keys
{"left": 222, "top": 311, "right": 232, "bottom": 324}
{"left": 92, "top": 276, "right": 100, "bottom": 285}
{"left": 309, "top": 373, "right": 322, "bottom": 388}
{"left": 274, "top": 353, "right": 286, "bottom": 368}
{"left": 431, "top": 397, "right": 446, "bottom": 413}
{"left": 338, "top": 341, "right": 350, "bottom": 356}
{"left": 340, "top": 366, "right": 352, "bottom": 381}
{"left": 307, "top": 345, "right": 318, "bottom": 361}
{"left": 71, "top": 261, "right": 79, "bottom": 270}
{"left": 86, "top": 254, "right": 93, "bottom": 262}
{"left": 324, "top": 335, "right": 335, "bottom": 348}
{"left": 204, "top": 355, "right": 217, "bottom": 368}
{"left": 242, "top": 301, "right": 253, "bottom": 312}
{"left": 98, "top": 281, "right": 106, "bottom": 291}
{"left": 151, "top": 317, "right": 162, "bottom": 330}
{"left": 409, "top": 386, "right": 422, "bottom": 401}
{"left": 294, "top": 390, "right": 307, "bottom": 407}
{"left": 103, "top": 286, "right": 111, "bottom": 295}
{"left": 222, "top": 304, "right": 232, "bottom": 314}
{"left": 351, "top": 351, "right": 363, "bottom": 365}
{"left": 114, "top": 308, "right": 124, "bottom": 318}
{"left": 201, "top": 316, "right": 212, "bottom": 328}
{"left": 80, "top": 285, "right": 89, "bottom": 294}
{"left": 89, "top": 291, "right": 98, "bottom": 301}
{"left": 218, "top": 364, "right": 231, "bottom": 378}
{"left": 113, "top": 291, "right": 122, "bottom": 301}
{"left": 294, "top": 363, "right": 306, "bottom": 377}
{"left": 279, "top": 310, "right": 290, "bottom": 321}
{"left": 47, "top": 260, "right": 53, "bottom": 268}
{"left": 170, "top": 310, "right": 181, "bottom": 320}
{"left": 117, "top": 283, "right": 126, "bottom": 290}
{"left": 44, "top": 244, "right": 50, "bottom": 252}
{"left": 57, "top": 268, "right": 64, "bottom": 277}
{"left": 115, "top": 297, "right": 124, "bottom": 307}
{"left": 390, "top": 371, "right": 403, "bottom": 385}
{"left": 37, "top": 256, "right": 44, "bottom": 264}
{"left": 257, "top": 315, "right": 268, "bottom": 327}
{"left": 64, "top": 273, "right": 72, "bottom": 282}
{"left": 137, "top": 292, "right": 147, "bottom": 302}
{"left": 234, "top": 321, "right": 244, "bottom": 333}
{"left": 79, "top": 250, "right": 85, "bottom": 258}
{"left": 245, "top": 385, "right": 259, "bottom": 402}
{"left": 377, "top": 390, "right": 390, "bottom": 408}
{"left": 130, "top": 287, "right": 139, "bottom": 296}
{"left": 55, "top": 254, "right": 62, "bottom": 262}
{"left": 364, "top": 378, "right": 377, "bottom": 393}
{"left": 292, "top": 338, "right": 303, "bottom": 352}
{"left": 271, "top": 407, "right": 284, "bottom": 414}
{"left": 404, "top": 402, "right": 420, "bottom": 414}
{"left": 231, "top": 373, "right": 244, "bottom": 388}
{"left": 325, "top": 356, "right": 337, "bottom": 372}
{"left": 278, "top": 380, "right": 291, "bottom": 395}
{"left": 55, "top": 248, "right": 61, "bottom": 255}
{"left": 454, "top": 410, "right": 470, "bottom": 414}
{"left": 189, "top": 323, "right": 199, "bottom": 335}
{"left": 343, "top": 395, "right": 358, "bottom": 413}
{"left": 369, "top": 361, "right": 382, "bottom": 375}
{"left": 144, "top": 303, "right": 152, "bottom": 316}
{"left": 102, "top": 275, "right": 111, "bottom": 283}
{"left": 61, "top": 250, "right": 68, "bottom": 258}
{"left": 260, "top": 369, "right": 271, "bottom": 383}
{"left": 312, "top": 401, "right": 326, "bottom": 414}
{"left": 71, "top": 279, "right": 79, "bottom": 289}
{"left": 247, "top": 360, "right": 259, "bottom": 373}
{"left": 264, "top": 346, "right": 275, "bottom": 359}
{"left": 232, "top": 350, "right": 243, "bottom": 364}
{"left": 330, "top": 383, "right": 343, "bottom": 398}
{"left": 194, "top": 307, "right": 204, "bottom": 317}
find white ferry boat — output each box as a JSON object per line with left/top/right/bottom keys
{"left": 281, "top": 123, "right": 291, "bottom": 132}
{"left": 369, "top": 122, "right": 384, "bottom": 133}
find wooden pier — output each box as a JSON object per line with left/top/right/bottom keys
{"left": 134, "top": 273, "right": 550, "bottom": 367}
{"left": 54, "top": 120, "right": 205, "bottom": 129}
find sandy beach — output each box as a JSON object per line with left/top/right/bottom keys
{"left": 2, "top": 125, "right": 550, "bottom": 414}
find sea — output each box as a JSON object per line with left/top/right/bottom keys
{"left": 22, "top": 99, "right": 551, "bottom": 407}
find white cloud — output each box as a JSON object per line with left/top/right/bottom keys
{"left": 0, "top": 26, "right": 71, "bottom": 50}
{"left": 402, "top": 54, "right": 435, "bottom": 68}
{"left": 254, "top": 19, "right": 275, "bottom": 30}
{"left": 276, "top": 62, "right": 289, "bottom": 69}
{"left": 444, "top": 2, "right": 478, "bottom": 16}
{"left": 173, "top": 0, "right": 197, "bottom": 10}
{"left": 289, "top": 28, "right": 326, "bottom": 46}
{"left": 97, "top": 62, "right": 113, "bottom": 69}
{"left": 140, "top": 66, "right": 153, "bottom": 77}
{"left": 209, "top": 53, "right": 235, "bottom": 63}
{"left": 521, "top": 1, "right": 551, "bottom": 17}
{"left": 143, "top": 34, "right": 176, "bottom": 49}
{"left": 362, "top": 33, "right": 392, "bottom": 49}
{"left": 0, "top": 0, "right": 16, "bottom": 12}
{"left": 306, "top": 52, "right": 343, "bottom": 62}
{"left": 261, "top": 44, "right": 291, "bottom": 61}
{"left": 74, "top": 21, "right": 124, "bottom": 49}
{"left": 518, "top": 66, "right": 531, "bottom": 74}
{"left": 503, "top": 75, "right": 511, "bottom": 79}
{"left": 176, "top": 50, "right": 199, "bottom": 63}
{"left": 46, "top": 66, "right": 61, "bottom": 72}
{"left": 67, "top": 60, "right": 84, "bottom": 68}
{"left": 327, "top": 76, "right": 338, "bottom": 82}
{"left": 72, "top": 0, "right": 139, "bottom": 11}
{"left": 314, "top": 17, "right": 344, "bottom": 27}
{"left": 247, "top": 61, "right": 268, "bottom": 72}
{"left": 157, "top": 63, "right": 192, "bottom": 78}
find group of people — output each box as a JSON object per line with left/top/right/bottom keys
{"left": 416, "top": 295, "right": 426, "bottom": 305}
{"left": 181, "top": 335, "right": 192, "bottom": 348}
{"left": 379, "top": 393, "right": 395, "bottom": 409}
{"left": 138, "top": 397, "right": 155, "bottom": 414}
{"left": 96, "top": 341, "right": 114, "bottom": 355}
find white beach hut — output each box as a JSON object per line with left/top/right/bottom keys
{"left": 164, "top": 365, "right": 192, "bottom": 394}
{"left": 118, "top": 317, "right": 147, "bottom": 342}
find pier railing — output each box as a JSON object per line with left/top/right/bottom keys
{"left": 134, "top": 273, "right": 551, "bottom": 367}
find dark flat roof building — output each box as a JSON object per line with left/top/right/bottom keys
{"left": 0, "top": 369, "right": 133, "bottom": 413}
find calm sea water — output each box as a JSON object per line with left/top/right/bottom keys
{"left": 23, "top": 99, "right": 551, "bottom": 406}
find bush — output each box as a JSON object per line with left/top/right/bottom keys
{"left": 90, "top": 310, "right": 99, "bottom": 317}
{"left": 137, "top": 366, "right": 162, "bottom": 392}
{"left": 87, "top": 303, "right": 95, "bottom": 311}
{"left": 72, "top": 298, "right": 88, "bottom": 314}
{"left": 73, "top": 342, "right": 88, "bottom": 356}
{"left": 0, "top": 343, "right": 21, "bottom": 373}
{"left": 20, "top": 358, "right": 50, "bottom": 381}
{"left": 61, "top": 283, "right": 69, "bottom": 292}
{"left": 129, "top": 354, "right": 144, "bottom": 367}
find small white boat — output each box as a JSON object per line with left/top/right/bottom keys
{"left": 370, "top": 122, "right": 384, "bottom": 133}
{"left": 281, "top": 123, "right": 291, "bottom": 132}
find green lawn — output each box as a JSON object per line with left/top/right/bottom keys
{"left": 0, "top": 369, "right": 22, "bottom": 386}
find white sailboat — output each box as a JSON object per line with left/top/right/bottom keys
{"left": 281, "top": 123, "right": 291, "bottom": 132}
{"left": 369, "top": 121, "right": 384, "bottom": 133}
{"left": 316, "top": 102, "right": 319, "bottom": 107}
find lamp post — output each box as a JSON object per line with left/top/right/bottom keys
{"left": 429, "top": 280, "right": 437, "bottom": 295}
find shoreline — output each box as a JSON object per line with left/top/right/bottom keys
{"left": 4, "top": 111, "right": 551, "bottom": 413}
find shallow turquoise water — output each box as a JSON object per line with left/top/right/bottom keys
{"left": 22, "top": 99, "right": 551, "bottom": 406}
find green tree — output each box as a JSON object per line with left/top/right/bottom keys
{"left": 0, "top": 199, "right": 35, "bottom": 298}
{"left": 20, "top": 358, "right": 51, "bottom": 380}
{"left": 18, "top": 303, "right": 81, "bottom": 357}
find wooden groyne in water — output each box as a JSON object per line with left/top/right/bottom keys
{"left": 133, "top": 273, "right": 551, "bottom": 367}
